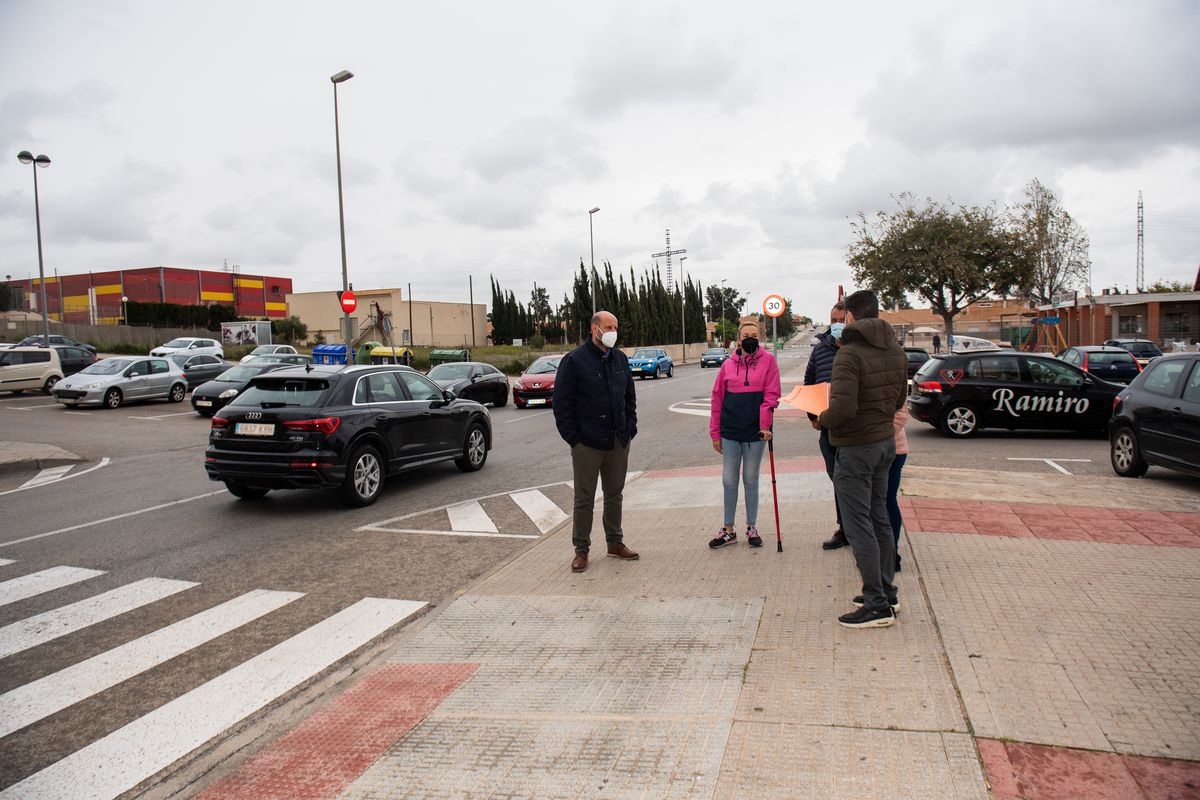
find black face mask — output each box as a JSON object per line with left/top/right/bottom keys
{"left": 741, "top": 337, "right": 759, "bottom": 354}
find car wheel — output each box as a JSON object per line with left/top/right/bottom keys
{"left": 652, "top": 367, "right": 660, "bottom": 379}
{"left": 104, "top": 388, "right": 122, "bottom": 409}
{"left": 939, "top": 403, "right": 978, "bottom": 438}
{"left": 455, "top": 423, "right": 488, "bottom": 472}
{"left": 168, "top": 383, "right": 186, "bottom": 403}
{"left": 667, "top": 365, "right": 673, "bottom": 377}
{"left": 1110, "top": 425, "right": 1149, "bottom": 478}
{"left": 338, "top": 444, "right": 384, "bottom": 507}
{"left": 225, "top": 481, "right": 269, "bottom": 500}
{"left": 495, "top": 386, "right": 508, "bottom": 407}
{"left": 42, "top": 375, "right": 60, "bottom": 393}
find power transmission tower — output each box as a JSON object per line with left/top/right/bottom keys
{"left": 651, "top": 228, "right": 686, "bottom": 292}
{"left": 1136, "top": 190, "right": 1145, "bottom": 292}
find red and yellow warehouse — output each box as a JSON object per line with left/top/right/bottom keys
{"left": 4, "top": 267, "right": 293, "bottom": 324}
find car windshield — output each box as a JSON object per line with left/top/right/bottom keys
{"left": 162, "top": 338, "right": 193, "bottom": 348}
{"left": 428, "top": 364, "right": 473, "bottom": 380}
{"left": 704, "top": 348, "right": 725, "bottom": 356}
{"left": 216, "top": 366, "right": 264, "bottom": 382}
{"left": 526, "top": 358, "right": 560, "bottom": 375}
{"left": 249, "top": 345, "right": 276, "bottom": 355}
{"left": 633, "top": 350, "right": 657, "bottom": 359}
{"left": 168, "top": 354, "right": 194, "bottom": 366}
{"left": 1122, "top": 342, "right": 1162, "bottom": 356}
{"left": 231, "top": 377, "right": 329, "bottom": 407}
{"left": 80, "top": 358, "right": 134, "bottom": 375}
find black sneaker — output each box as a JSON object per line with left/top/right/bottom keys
{"left": 895, "top": 553, "right": 902, "bottom": 572}
{"left": 822, "top": 530, "right": 849, "bottom": 550}
{"left": 746, "top": 526, "right": 763, "bottom": 548}
{"left": 838, "top": 605, "right": 895, "bottom": 628}
{"left": 852, "top": 595, "right": 899, "bottom": 613}
{"left": 708, "top": 528, "right": 737, "bottom": 549}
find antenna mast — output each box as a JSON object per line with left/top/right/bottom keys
{"left": 1136, "top": 191, "right": 1144, "bottom": 292}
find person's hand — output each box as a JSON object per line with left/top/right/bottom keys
{"left": 760, "top": 430, "right": 773, "bottom": 442}
{"left": 810, "top": 419, "right": 820, "bottom": 430}
{"left": 712, "top": 439, "right": 723, "bottom": 454}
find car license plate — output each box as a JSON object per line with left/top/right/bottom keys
{"left": 235, "top": 422, "right": 275, "bottom": 436}
{"left": 195, "top": 399, "right": 212, "bottom": 407}
{"left": 527, "top": 398, "right": 546, "bottom": 406}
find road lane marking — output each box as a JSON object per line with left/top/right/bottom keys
{"left": 0, "top": 566, "right": 106, "bottom": 607}
{"left": 0, "top": 458, "right": 111, "bottom": 497}
{"left": 0, "top": 588, "right": 304, "bottom": 739}
{"left": 0, "top": 490, "right": 225, "bottom": 548}
{"left": 7, "top": 402, "right": 60, "bottom": 410}
{"left": 19, "top": 464, "right": 74, "bottom": 488}
{"left": 1006, "top": 457, "right": 1092, "bottom": 475}
{"left": 130, "top": 411, "right": 197, "bottom": 420}
{"left": 446, "top": 500, "right": 499, "bottom": 533}
{"left": 0, "top": 577, "right": 199, "bottom": 659}
{"left": 503, "top": 410, "right": 552, "bottom": 424}
{"left": 362, "top": 527, "right": 540, "bottom": 540}
{"left": 510, "top": 489, "right": 569, "bottom": 533}
{"left": 0, "top": 597, "right": 426, "bottom": 800}
{"left": 0, "top": 559, "right": 14, "bottom": 567}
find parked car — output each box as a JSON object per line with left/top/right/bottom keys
{"left": 949, "top": 335, "right": 1003, "bottom": 354}
{"left": 18, "top": 334, "right": 97, "bottom": 356}
{"left": 1109, "top": 353, "right": 1200, "bottom": 478}
{"left": 903, "top": 347, "right": 931, "bottom": 379}
{"left": 1057, "top": 346, "right": 1142, "bottom": 385}
{"left": 249, "top": 353, "right": 313, "bottom": 366}
{"left": 629, "top": 348, "right": 674, "bottom": 379}
{"left": 1103, "top": 338, "right": 1164, "bottom": 367}
{"left": 701, "top": 347, "right": 729, "bottom": 368}
{"left": 190, "top": 362, "right": 293, "bottom": 417}
{"left": 908, "top": 351, "right": 1123, "bottom": 437}
{"left": 53, "top": 345, "right": 97, "bottom": 377}
{"left": 52, "top": 356, "right": 188, "bottom": 408}
{"left": 204, "top": 364, "right": 492, "bottom": 506}
{"left": 0, "top": 346, "right": 64, "bottom": 394}
{"left": 512, "top": 355, "right": 562, "bottom": 408}
{"left": 150, "top": 337, "right": 224, "bottom": 358}
{"left": 427, "top": 361, "right": 509, "bottom": 407}
{"left": 168, "top": 353, "right": 228, "bottom": 389}
{"left": 240, "top": 344, "right": 299, "bottom": 363}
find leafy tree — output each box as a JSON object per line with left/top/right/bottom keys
{"left": 529, "top": 284, "right": 551, "bottom": 325}
{"left": 1018, "top": 178, "right": 1091, "bottom": 305}
{"left": 1145, "top": 279, "right": 1191, "bottom": 293}
{"left": 705, "top": 284, "right": 746, "bottom": 327}
{"left": 271, "top": 315, "right": 307, "bottom": 345}
{"left": 847, "top": 195, "right": 1034, "bottom": 341}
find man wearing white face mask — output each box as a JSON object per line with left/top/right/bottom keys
{"left": 553, "top": 311, "right": 639, "bottom": 573}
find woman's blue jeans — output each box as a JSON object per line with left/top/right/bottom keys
{"left": 886, "top": 453, "right": 907, "bottom": 545}
{"left": 722, "top": 438, "right": 765, "bottom": 527}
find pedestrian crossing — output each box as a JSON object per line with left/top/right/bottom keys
{"left": 361, "top": 482, "right": 576, "bottom": 539}
{"left": 0, "top": 560, "right": 426, "bottom": 798}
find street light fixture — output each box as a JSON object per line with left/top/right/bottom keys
{"left": 121, "top": 295, "right": 129, "bottom": 325}
{"left": 588, "top": 207, "right": 600, "bottom": 320}
{"left": 17, "top": 150, "right": 52, "bottom": 346}
{"left": 331, "top": 69, "right": 354, "bottom": 359}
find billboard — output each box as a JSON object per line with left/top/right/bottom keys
{"left": 221, "top": 320, "right": 272, "bottom": 346}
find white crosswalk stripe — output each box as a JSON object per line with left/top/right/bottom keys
{"left": 0, "top": 566, "right": 105, "bottom": 607}
{"left": 0, "top": 559, "right": 15, "bottom": 567}
{"left": 0, "top": 577, "right": 198, "bottom": 659}
{"left": 18, "top": 465, "right": 73, "bottom": 489}
{"left": 510, "top": 489, "right": 569, "bottom": 534}
{"left": 0, "top": 596, "right": 426, "bottom": 800}
{"left": 446, "top": 499, "right": 498, "bottom": 533}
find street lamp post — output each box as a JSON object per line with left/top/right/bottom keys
{"left": 121, "top": 295, "right": 129, "bottom": 325}
{"left": 719, "top": 278, "right": 728, "bottom": 346}
{"left": 679, "top": 255, "right": 687, "bottom": 363}
{"left": 588, "top": 207, "right": 600, "bottom": 319}
{"left": 17, "top": 151, "right": 52, "bottom": 346}
{"left": 331, "top": 69, "right": 354, "bottom": 358}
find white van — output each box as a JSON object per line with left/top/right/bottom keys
{"left": 0, "top": 346, "right": 65, "bottom": 394}
{"left": 950, "top": 335, "right": 1003, "bottom": 354}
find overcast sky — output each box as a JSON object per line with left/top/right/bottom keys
{"left": 2, "top": 0, "right": 1197, "bottom": 323}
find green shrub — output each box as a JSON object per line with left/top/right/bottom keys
{"left": 528, "top": 333, "right": 546, "bottom": 349}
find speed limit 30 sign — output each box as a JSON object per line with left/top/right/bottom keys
{"left": 762, "top": 294, "right": 786, "bottom": 318}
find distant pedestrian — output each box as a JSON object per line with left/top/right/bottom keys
{"left": 708, "top": 320, "right": 782, "bottom": 549}
{"left": 553, "top": 311, "right": 640, "bottom": 574}
{"left": 817, "top": 290, "right": 908, "bottom": 629}
{"left": 887, "top": 405, "right": 909, "bottom": 572}
{"left": 932, "top": 333, "right": 941, "bottom": 353}
{"left": 804, "top": 301, "right": 848, "bottom": 549}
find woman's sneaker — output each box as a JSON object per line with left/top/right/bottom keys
{"left": 708, "top": 528, "right": 737, "bottom": 549}
{"left": 852, "top": 595, "right": 899, "bottom": 613}
{"left": 746, "top": 526, "right": 763, "bottom": 548}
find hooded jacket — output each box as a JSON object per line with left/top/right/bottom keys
{"left": 710, "top": 346, "right": 781, "bottom": 442}
{"left": 817, "top": 317, "right": 907, "bottom": 447}
{"left": 803, "top": 328, "right": 838, "bottom": 386}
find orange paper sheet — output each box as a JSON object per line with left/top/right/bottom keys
{"left": 780, "top": 383, "right": 830, "bottom": 415}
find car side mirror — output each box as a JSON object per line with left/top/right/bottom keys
{"left": 442, "top": 389, "right": 456, "bottom": 402}
{"left": 128, "top": 371, "right": 141, "bottom": 377}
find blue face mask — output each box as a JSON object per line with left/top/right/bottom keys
{"left": 830, "top": 323, "right": 846, "bottom": 340}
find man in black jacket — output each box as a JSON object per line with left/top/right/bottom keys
{"left": 553, "top": 311, "right": 639, "bottom": 573}
{"left": 804, "top": 301, "right": 847, "bottom": 549}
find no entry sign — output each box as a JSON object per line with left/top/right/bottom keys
{"left": 338, "top": 290, "right": 357, "bottom": 314}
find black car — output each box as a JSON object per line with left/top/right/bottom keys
{"left": 909, "top": 351, "right": 1123, "bottom": 437}
{"left": 53, "top": 345, "right": 96, "bottom": 376}
{"left": 1057, "top": 346, "right": 1142, "bottom": 385}
{"left": 205, "top": 364, "right": 492, "bottom": 506}
{"left": 191, "top": 362, "right": 293, "bottom": 416}
{"left": 1103, "top": 338, "right": 1163, "bottom": 367}
{"left": 426, "top": 361, "right": 509, "bottom": 407}
{"left": 251, "top": 353, "right": 314, "bottom": 366}
{"left": 168, "top": 353, "right": 228, "bottom": 389}
{"left": 1109, "top": 353, "right": 1200, "bottom": 478}
{"left": 903, "top": 347, "right": 931, "bottom": 379}
{"left": 19, "top": 334, "right": 97, "bottom": 355}
{"left": 701, "top": 347, "right": 729, "bottom": 368}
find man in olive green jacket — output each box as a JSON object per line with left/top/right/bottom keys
{"left": 817, "top": 290, "right": 908, "bottom": 629}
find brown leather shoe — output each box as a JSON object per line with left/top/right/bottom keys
{"left": 571, "top": 554, "right": 588, "bottom": 573}
{"left": 606, "top": 543, "right": 639, "bottom": 560}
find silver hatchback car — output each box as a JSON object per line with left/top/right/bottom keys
{"left": 52, "top": 356, "right": 189, "bottom": 408}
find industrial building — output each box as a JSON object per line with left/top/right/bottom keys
{"left": 287, "top": 288, "right": 486, "bottom": 349}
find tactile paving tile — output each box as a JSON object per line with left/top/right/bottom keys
{"left": 913, "top": 531, "right": 1200, "bottom": 760}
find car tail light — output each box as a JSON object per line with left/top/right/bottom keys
{"left": 1113, "top": 395, "right": 1123, "bottom": 413}
{"left": 211, "top": 417, "right": 229, "bottom": 429}
{"left": 1081, "top": 352, "right": 1089, "bottom": 371}
{"left": 916, "top": 381, "right": 943, "bottom": 394}
{"left": 289, "top": 459, "right": 334, "bottom": 468}
{"left": 282, "top": 417, "right": 341, "bottom": 434}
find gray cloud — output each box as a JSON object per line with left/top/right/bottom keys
{"left": 0, "top": 82, "right": 115, "bottom": 154}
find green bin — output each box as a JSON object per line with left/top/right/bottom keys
{"left": 429, "top": 348, "right": 470, "bottom": 366}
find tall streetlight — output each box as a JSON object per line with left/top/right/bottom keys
{"left": 121, "top": 295, "right": 129, "bottom": 325}
{"left": 331, "top": 69, "right": 354, "bottom": 355}
{"left": 679, "top": 255, "right": 688, "bottom": 363}
{"left": 588, "top": 207, "right": 600, "bottom": 319}
{"left": 719, "top": 278, "right": 728, "bottom": 346}
{"left": 17, "top": 151, "right": 52, "bottom": 346}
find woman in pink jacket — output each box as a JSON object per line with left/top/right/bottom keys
{"left": 709, "top": 320, "right": 782, "bottom": 549}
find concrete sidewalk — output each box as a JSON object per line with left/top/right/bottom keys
{"left": 0, "top": 440, "right": 82, "bottom": 475}
{"left": 199, "top": 457, "right": 1200, "bottom": 799}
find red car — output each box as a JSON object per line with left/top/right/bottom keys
{"left": 512, "top": 355, "right": 562, "bottom": 408}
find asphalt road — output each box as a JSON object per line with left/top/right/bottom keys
{"left": 0, "top": 341, "right": 1136, "bottom": 794}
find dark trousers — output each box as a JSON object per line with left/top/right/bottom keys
{"left": 886, "top": 453, "right": 907, "bottom": 546}
{"left": 570, "top": 437, "right": 630, "bottom": 555}
{"left": 833, "top": 437, "right": 897, "bottom": 612}
{"left": 818, "top": 427, "right": 842, "bottom": 528}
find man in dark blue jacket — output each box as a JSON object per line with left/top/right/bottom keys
{"left": 553, "top": 311, "right": 639, "bottom": 573}
{"left": 804, "top": 301, "right": 847, "bottom": 549}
